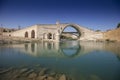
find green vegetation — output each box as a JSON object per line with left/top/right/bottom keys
{"left": 117, "top": 23, "right": 120, "bottom": 28}
{"left": 96, "top": 30, "right": 101, "bottom": 32}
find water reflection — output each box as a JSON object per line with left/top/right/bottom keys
{"left": 60, "top": 41, "right": 81, "bottom": 57}
{"left": 14, "top": 41, "right": 91, "bottom": 58}
{"left": 0, "top": 41, "right": 120, "bottom": 80}
{"left": 25, "top": 44, "right": 28, "bottom": 51}
{"left": 2, "top": 41, "right": 120, "bottom": 59}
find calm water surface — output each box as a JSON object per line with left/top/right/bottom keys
{"left": 0, "top": 41, "right": 120, "bottom": 80}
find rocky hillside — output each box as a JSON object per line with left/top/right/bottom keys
{"left": 103, "top": 28, "right": 120, "bottom": 41}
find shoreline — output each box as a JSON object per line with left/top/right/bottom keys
{"left": 0, "top": 36, "right": 120, "bottom": 44}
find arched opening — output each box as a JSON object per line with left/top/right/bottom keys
{"left": 3, "top": 29, "right": 7, "bottom": 32}
{"left": 60, "top": 25, "right": 81, "bottom": 40}
{"left": 47, "top": 33, "right": 52, "bottom": 39}
{"left": 31, "top": 30, "right": 35, "bottom": 38}
{"left": 9, "top": 34, "right": 11, "bottom": 37}
{"left": 25, "top": 31, "right": 28, "bottom": 38}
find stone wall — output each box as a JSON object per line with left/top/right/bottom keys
{"left": 11, "top": 25, "right": 38, "bottom": 38}
{"left": 37, "top": 24, "right": 59, "bottom": 41}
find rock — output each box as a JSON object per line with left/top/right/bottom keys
{"left": 49, "top": 72, "right": 56, "bottom": 76}
{"left": 23, "top": 69, "right": 34, "bottom": 76}
{"left": 36, "top": 75, "right": 47, "bottom": 80}
{"left": 35, "top": 64, "right": 41, "bottom": 67}
{"left": 55, "top": 74, "right": 61, "bottom": 79}
{"left": 59, "top": 74, "right": 66, "bottom": 80}
{"left": 89, "top": 75, "right": 101, "bottom": 80}
{"left": 39, "top": 68, "right": 47, "bottom": 76}
{"left": 19, "top": 68, "right": 28, "bottom": 74}
{"left": 28, "top": 72, "right": 37, "bottom": 79}
{"left": 15, "top": 77, "right": 27, "bottom": 80}
{"left": 47, "top": 76, "right": 56, "bottom": 80}
{"left": 12, "top": 74, "right": 19, "bottom": 78}
{"left": 0, "top": 67, "right": 13, "bottom": 74}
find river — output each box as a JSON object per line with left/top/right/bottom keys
{"left": 0, "top": 41, "right": 120, "bottom": 80}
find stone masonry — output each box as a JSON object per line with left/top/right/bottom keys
{"left": 7, "top": 22, "right": 103, "bottom": 42}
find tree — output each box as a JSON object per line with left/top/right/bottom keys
{"left": 117, "top": 23, "right": 120, "bottom": 28}
{"left": 96, "top": 30, "right": 101, "bottom": 32}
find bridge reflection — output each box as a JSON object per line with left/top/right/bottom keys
{"left": 22, "top": 41, "right": 82, "bottom": 58}
{"left": 9, "top": 41, "right": 120, "bottom": 59}
{"left": 60, "top": 41, "right": 81, "bottom": 57}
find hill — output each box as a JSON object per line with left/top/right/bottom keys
{"left": 104, "top": 28, "right": 120, "bottom": 42}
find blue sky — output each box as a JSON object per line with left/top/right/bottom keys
{"left": 0, "top": 0, "right": 120, "bottom": 31}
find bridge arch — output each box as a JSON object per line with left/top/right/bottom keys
{"left": 60, "top": 24, "right": 82, "bottom": 40}
{"left": 25, "top": 31, "right": 28, "bottom": 38}
{"left": 31, "top": 30, "right": 35, "bottom": 38}
{"left": 47, "top": 33, "right": 52, "bottom": 39}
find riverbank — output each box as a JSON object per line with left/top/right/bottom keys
{"left": 0, "top": 35, "right": 120, "bottom": 44}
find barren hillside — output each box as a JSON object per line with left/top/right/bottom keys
{"left": 104, "top": 28, "right": 120, "bottom": 41}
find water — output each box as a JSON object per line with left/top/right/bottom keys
{"left": 0, "top": 41, "right": 120, "bottom": 80}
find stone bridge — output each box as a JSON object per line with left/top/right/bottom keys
{"left": 10, "top": 22, "right": 103, "bottom": 41}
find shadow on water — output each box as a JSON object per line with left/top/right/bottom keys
{"left": 0, "top": 41, "right": 120, "bottom": 80}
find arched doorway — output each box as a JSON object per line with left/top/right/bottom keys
{"left": 60, "top": 25, "right": 81, "bottom": 40}
{"left": 31, "top": 30, "right": 35, "bottom": 38}
{"left": 47, "top": 33, "right": 52, "bottom": 39}
{"left": 25, "top": 31, "right": 28, "bottom": 38}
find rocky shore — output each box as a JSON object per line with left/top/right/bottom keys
{"left": 0, "top": 66, "right": 71, "bottom": 80}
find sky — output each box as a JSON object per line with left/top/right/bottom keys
{"left": 0, "top": 0, "right": 120, "bottom": 31}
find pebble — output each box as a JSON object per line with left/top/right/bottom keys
{"left": 39, "top": 68, "right": 47, "bottom": 76}
{"left": 28, "top": 72, "right": 37, "bottom": 79}
{"left": 49, "top": 72, "right": 56, "bottom": 76}
{"left": 0, "top": 67, "right": 13, "bottom": 74}
{"left": 59, "top": 74, "right": 66, "bottom": 80}
{"left": 19, "top": 68, "right": 28, "bottom": 74}
{"left": 24, "top": 69, "right": 34, "bottom": 76}
{"left": 47, "top": 76, "right": 56, "bottom": 80}
{"left": 36, "top": 75, "right": 47, "bottom": 80}
{"left": 0, "top": 67, "right": 70, "bottom": 80}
